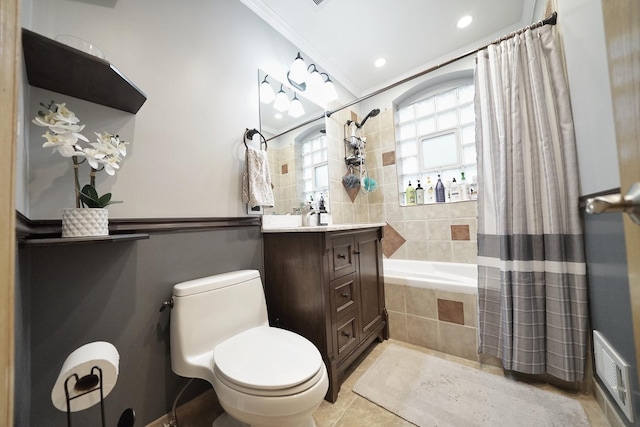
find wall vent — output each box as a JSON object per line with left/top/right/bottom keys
{"left": 593, "top": 330, "right": 634, "bottom": 422}
{"left": 311, "top": 0, "right": 324, "bottom": 5}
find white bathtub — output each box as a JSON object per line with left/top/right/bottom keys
{"left": 383, "top": 259, "right": 478, "bottom": 294}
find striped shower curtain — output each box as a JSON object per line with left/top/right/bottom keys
{"left": 475, "top": 25, "right": 588, "bottom": 382}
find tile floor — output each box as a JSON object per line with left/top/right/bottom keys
{"left": 312, "top": 339, "right": 609, "bottom": 426}
{"left": 155, "top": 339, "right": 610, "bottom": 427}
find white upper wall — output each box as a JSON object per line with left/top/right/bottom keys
{"left": 555, "top": 0, "right": 619, "bottom": 195}
{"left": 19, "top": 0, "right": 617, "bottom": 218}
{"left": 23, "top": 0, "right": 310, "bottom": 219}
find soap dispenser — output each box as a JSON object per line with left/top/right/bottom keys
{"left": 406, "top": 181, "right": 416, "bottom": 205}
{"left": 450, "top": 178, "right": 461, "bottom": 202}
{"left": 415, "top": 180, "right": 425, "bottom": 204}
{"left": 317, "top": 193, "right": 329, "bottom": 225}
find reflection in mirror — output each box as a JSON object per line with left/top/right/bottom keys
{"left": 258, "top": 69, "right": 324, "bottom": 138}
{"left": 259, "top": 70, "right": 328, "bottom": 215}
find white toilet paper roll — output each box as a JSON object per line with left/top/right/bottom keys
{"left": 51, "top": 341, "right": 120, "bottom": 412}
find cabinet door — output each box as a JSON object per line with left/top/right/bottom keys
{"left": 356, "top": 231, "right": 384, "bottom": 338}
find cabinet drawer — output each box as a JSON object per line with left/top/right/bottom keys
{"left": 330, "top": 235, "right": 356, "bottom": 279}
{"left": 335, "top": 316, "right": 358, "bottom": 360}
{"left": 331, "top": 273, "right": 356, "bottom": 322}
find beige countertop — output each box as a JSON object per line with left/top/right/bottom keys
{"left": 261, "top": 222, "right": 386, "bottom": 233}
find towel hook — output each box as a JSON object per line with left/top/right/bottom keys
{"left": 243, "top": 128, "right": 268, "bottom": 151}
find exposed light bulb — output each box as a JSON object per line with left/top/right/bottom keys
{"left": 323, "top": 76, "right": 338, "bottom": 103}
{"left": 259, "top": 76, "right": 275, "bottom": 104}
{"left": 306, "top": 66, "right": 324, "bottom": 99}
{"left": 273, "top": 85, "right": 290, "bottom": 112}
{"left": 288, "top": 52, "right": 308, "bottom": 85}
{"left": 288, "top": 93, "right": 305, "bottom": 118}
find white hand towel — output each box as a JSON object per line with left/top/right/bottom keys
{"left": 242, "top": 146, "right": 274, "bottom": 208}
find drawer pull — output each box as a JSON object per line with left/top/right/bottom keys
{"left": 341, "top": 293, "right": 349, "bottom": 298}
{"left": 337, "top": 254, "right": 346, "bottom": 259}
{"left": 353, "top": 251, "right": 360, "bottom": 255}
{"left": 341, "top": 331, "right": 351, "bottom": 338}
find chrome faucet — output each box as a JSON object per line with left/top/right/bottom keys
{"left": 301, "top": 204, "right": 316, "bottom": 226}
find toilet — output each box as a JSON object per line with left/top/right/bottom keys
{"left": 170, "top": 269, "right": 328, "bottom": 427}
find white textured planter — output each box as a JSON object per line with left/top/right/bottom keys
{"left": 61, "top": 208, "right": 109, "bottom": 237}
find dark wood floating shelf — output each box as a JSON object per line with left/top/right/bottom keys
{"left": 22, "top": 28, "right": 147, "bottom": 114}
{"left": 20, "top": 233, "right": 149, "bottom": 247}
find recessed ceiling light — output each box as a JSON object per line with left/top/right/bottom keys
{"left": 457, "top": 15, "right": 473, "bottom": 29}
{"left": 274, "top": 113, "right": 282, "bottom": 119}
{"left": 374, "top": 58, "right": 386, "bottom": 68}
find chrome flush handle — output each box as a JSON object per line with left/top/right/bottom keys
{"left": 159, "top": 298, "right": 174, "bottom": 312}
{"left": 585, "top": 182, "right": 640, "bottom": 224}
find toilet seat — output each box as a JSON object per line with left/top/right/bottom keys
{"left": 213, "top": 326, "right": 324, "bottom": 397}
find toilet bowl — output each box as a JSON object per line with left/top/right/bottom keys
{"left": 170, "top": 270, "right": 328, "bottom": 427}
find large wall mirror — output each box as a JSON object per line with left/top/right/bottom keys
{"left": 257, "top": 62, "right": 479, "bottom": 222}
{"left": 258, "top": 70, "right": 328, "bottom": 215}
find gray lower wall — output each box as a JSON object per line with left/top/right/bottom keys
{"left": 584, "top": 212, "right": 640, "bottom": 425}
{"left": 17, "top": 226, "right": 263, "bottom": 426}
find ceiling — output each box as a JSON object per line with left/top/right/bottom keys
{"left": 241, "top": 0, "right": 541, "bottom": 98}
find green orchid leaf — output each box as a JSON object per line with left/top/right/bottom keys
{"left": 98, "top": 193, "right": 112, "bottom": 206}
{"left": 78, "top": 185, "right": 123, "bottom": 208}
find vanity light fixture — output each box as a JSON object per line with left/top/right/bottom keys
{"left": 288, "top": 93, "right": 305, "bottom": 118}
{"left": 288, "top": 52, "right": 308, "bottom": 86}
{"left": 273, "top": 84, "right": 290, "bottom": 112}
{"left": 286, "top": 52, "right": 338, "bottom": 104}
{"left": 322, "top": 74, "right": 338, "bottom": 103}
{"left": 259, "top": 75, "right": 276, "bottom": 104}
{"left": 457, "top": 15, "right": 473, "bottom": 29}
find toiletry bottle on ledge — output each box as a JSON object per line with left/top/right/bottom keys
{"left": 435, "top": 175, "right": 445, "bottom": 203}
{"left": 450, "top": 178, "right": 460, "bottom": 202}
{"left": 406, "top": 181, "right": 416, "bottom": 205}
{"left": 415, "top": 180, "right": 425, "bottom": 204}
{"left": 426, "top": 177, "right": 434, "bottom": 203}
{"left": 469, "top": 175, "right": 478, "bottom": 200}
{"left": 460, "top": 172, "right": 469, "bottom": 200}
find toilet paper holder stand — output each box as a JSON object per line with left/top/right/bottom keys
{"left": 63, "top": 365, "right": 107, "bottom": 427}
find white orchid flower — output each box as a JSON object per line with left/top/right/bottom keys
{"left": 53, "top": 103, "right": 80, "bottom": 124}
{"left": 41, "top": 131, "right": 82, "bottom": 158}
{"left": 99, "top": 156, "right": 121, "bottom": 176}
{"left": 34, "top": 101, "right": 131, "bottom": 208}
{"left": 111, "top": 135, "right": 128, "bottom": 157}
{"left": 81, "top": 147, "right": 107, "bottom": 169}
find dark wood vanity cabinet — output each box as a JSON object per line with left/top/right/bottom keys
{"left": 263, "top": 227, "right": 388, "bottom": 402}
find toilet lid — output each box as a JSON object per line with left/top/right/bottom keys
{"left": 213, "top": 326, "right": 323, "bottom": 391}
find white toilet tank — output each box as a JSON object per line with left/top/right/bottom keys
{"left": 170, "top": 269, "right": 269, "bottom": 380}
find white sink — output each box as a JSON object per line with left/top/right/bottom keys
{"left": 262, "top": 215, "right": 303, "bottom": 229}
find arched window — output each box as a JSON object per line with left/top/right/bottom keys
{"left": 395, "top": 77, "right": 476, "bottom": 204}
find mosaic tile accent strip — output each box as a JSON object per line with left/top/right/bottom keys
{"left": 382, "top": 151, "right": 396, "bottom": 166}
{"left": 450, "top": 224, "right": 470, "bottom": 240}
{"left": 437, "top": 299, "right": 465, "bottom": 325}
{"left": 382, "top": 223, "right": 406, "bottom": 258}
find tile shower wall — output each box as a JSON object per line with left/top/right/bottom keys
{"left": 266, "top": 144, "right": 296, "bottom": 215}
{"left": 325, "top": 106, "right": 478, "bottom": 264}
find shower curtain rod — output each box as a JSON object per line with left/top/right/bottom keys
{"left": 266, "top": 11, "right": 557, "bottom": 142}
